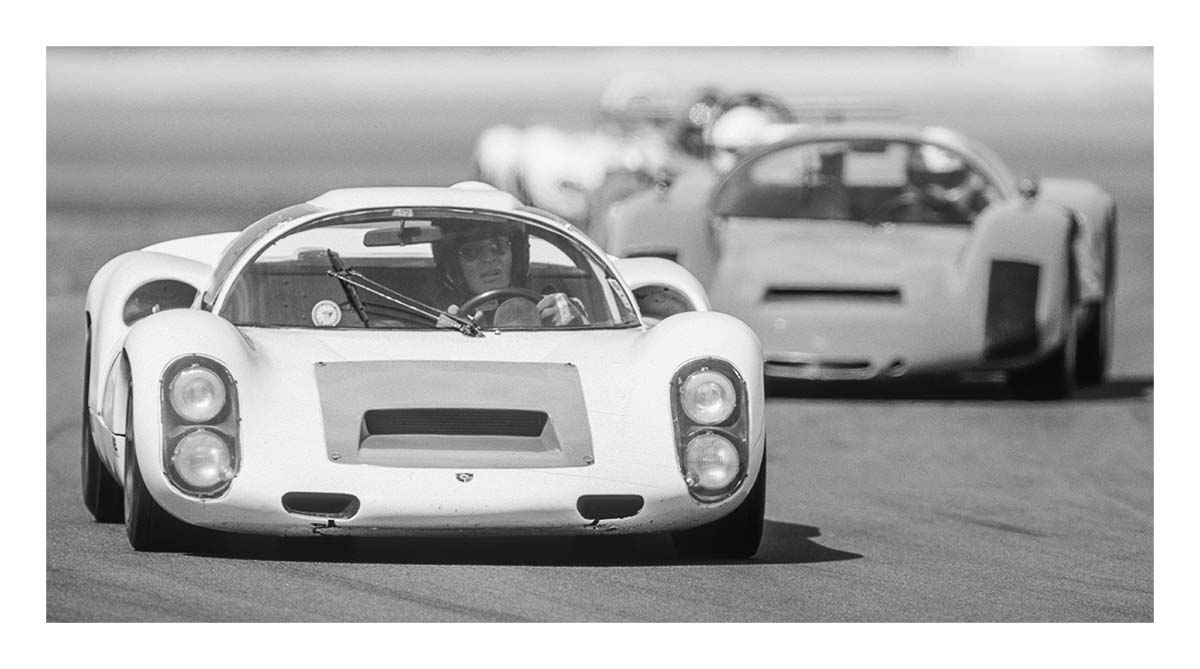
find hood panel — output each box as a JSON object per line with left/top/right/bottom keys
{"left": 721, "top": 218, "right": 973, "bottom": 288}
{"left": 314, "top": 360, "right": 592, "bottom": 469}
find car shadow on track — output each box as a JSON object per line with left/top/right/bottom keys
{"left": 766, "top": 374, "right": 1153, "bottom": 402}
{"left": 180, "top": 519, "right": 862, "bottom": 567}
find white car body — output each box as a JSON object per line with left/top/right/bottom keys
{"left": 593, "top": 124, "right": 1118, "bottom": 396}
{"left": 83, "top": 184, "right": 765, "bottom": 553}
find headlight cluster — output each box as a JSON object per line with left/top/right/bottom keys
{"left": 160, "top": 356, "right": 240, "bottom": 497}
{"left": 671, "top": 358, "right": 748, "bottom": 502}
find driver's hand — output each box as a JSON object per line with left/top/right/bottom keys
{"left": 537, "top": 293, "right": 589, "bottom": 326}
{"left": 436, "top": 304, "right": 483, "bottom": 329}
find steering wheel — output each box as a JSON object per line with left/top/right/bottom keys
{"left": 864, "top": 191, "right": 924, "bottom": 225}
{"left": 867, "top": 189, "right": 980, "bottom": 225}
{"left": 458, "top": 287, "right": 543, "bottom": 316}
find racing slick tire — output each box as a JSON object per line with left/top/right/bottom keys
{"left": 1009, "top": 257, "right": 1078, "bottom": 400}
{"left": 1076, "top": 215, "right": 1116, "bottom": 386}
{"left": 1075, "top": 296, "right": 1113, "bottom": 387}
{"left": 123, "top": 388, "right": 191, "bottom": 552}
{"left": 81, "top": 323, "right": 123, "bottom": 523}
{"left": 1008, "top": 338, "right": 1075, "bottom": 400}
{"left": 671, "top": 447, "right": 766, "bottom": 560}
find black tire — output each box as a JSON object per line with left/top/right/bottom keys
{"left": 1076, "top": 215, "right": 1116, "bottom": 386}
{"left": 81, "top": 321, "right": 123, "bottom": 522}
{"left": 1008, "top": 233, "right": 1078, "bottom": 400}
{"left": 123, "top": 388, "right": 189, "bottom": 552}
{"left": 1075, "top": 298, "right": 1112, "bottom": 386}
{"left": 1008, "top": 338, "right": 1076, "bottom": 400}
{"left": 671, "top": 448, "right": 766, "bottom": 560}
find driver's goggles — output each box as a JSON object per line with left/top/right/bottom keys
{"left": 456, "top": 237, "right": 512, "bottom": 263}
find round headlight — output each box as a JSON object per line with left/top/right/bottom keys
{"left": 679, "top": 369, "right": 736, "bottom": 425}
{"left": 684, "top": 433, "right": 740, "bottom": 491}
{"left": 171, "top": 429, "right": 234, "bottom": 490}
{"left": 168, "top": 365, "right": 226, "bottom": 423}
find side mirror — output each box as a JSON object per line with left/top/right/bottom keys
{"left": 1018, "top": 175, "right": 1040, "bottom": 200}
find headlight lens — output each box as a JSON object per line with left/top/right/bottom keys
{"left": 684, "top": 433, "right": 740, "bottom": 491}
{"left": 168, "top": 366, "right": 226, "bottom": 422}
{"left": 171, "top": 429, "right": 234, "bottom": 490}
{"left": 679, "top": 369, "right": 736, "bottom": 425}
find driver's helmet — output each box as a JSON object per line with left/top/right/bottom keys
{"left": 704, "top": 92, "right": 795, "bottom": 172}
{"left": 905, "top": 144, "right": 986, "bottom": 219}
{"left": 431, "top": 219, "right": 530, "bottom": 302}
{"left": 673, "top": 87, "right": 723, "bottom": 159}
{"left": 907, "top": 144, "right": 972, "bottom": 193}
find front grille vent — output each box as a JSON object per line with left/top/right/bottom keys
{"left": 362, "top": 408, "right": 548, "bottom": 437}
{"left": 763, "top": 286, "right": 902, "bottom": 303}
{"left": 281, "top": 492, "right": 360, "bottom": 519}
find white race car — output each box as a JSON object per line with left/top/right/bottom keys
{"left": 593, "top": 124, "right": 1117, "bottom": 399}
{"left": 81, "top": 183, "right": 766, "bottom": 558}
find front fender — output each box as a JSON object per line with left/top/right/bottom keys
{"left": 612, "top": 256, "right": 711, "bottom": 320}
{"left": 637, "top": 311, "right": 765, "bottom": 461}
{"left": 1039, "top": 178, "right": 1116, "bottom": 303}
{"left": 123, "top": 309, "right": 255, "bottom": 501}
{"left": 962, "top": 200, "right": 1075, "bottom": 358}
{"left": 86, "top": 250, "right": 212, "bottom": 432}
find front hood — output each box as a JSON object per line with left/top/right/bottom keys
{"left": 718, "top": 217, "right": 974, "bottom": 288}
{"left": 221, "top": 315, "right": 760, "bottom": 472}
{"left": 708, "top": 217, "right": 974, "bottom": 313}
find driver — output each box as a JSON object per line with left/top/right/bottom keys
{"left": 891, "top": 144, "right": 991, "bottom": 223}
{"left": 431, "top": 220, "right": 588, "bottom": 328}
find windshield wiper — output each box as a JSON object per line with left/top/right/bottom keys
{"left": 327, "top": 250, "right": 371, "bottom": 327}
{"left": 324, "top": 249, "right": 482, "bottom": 337}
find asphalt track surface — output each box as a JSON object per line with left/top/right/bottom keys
{"left": 45, "top": 48, "right": 1153, "bottom": 621}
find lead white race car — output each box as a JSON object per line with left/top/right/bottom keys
{"left": 82, "top": 183, "right": 766, "bottom": 558}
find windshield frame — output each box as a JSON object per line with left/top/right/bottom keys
{"left": 708, "top": 129, "right": 1018, "bottom": 220}
{"left": 211, "top": 205, "right": 643, "bottom": 331}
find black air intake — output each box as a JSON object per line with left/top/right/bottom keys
{"left": 281, "top": 492, "right": 360, "bottom": 519}
{"left": 763, "top": 286, "right": 902, "bottom": 303}
{"left": 576, "top": 495, "right": 645, "bottom": 521}
{"left": 363, "top": 408, "right": 548, "bottom": 437}
{"left": 984, "top": 261, "right": 1040, "bottom": 360}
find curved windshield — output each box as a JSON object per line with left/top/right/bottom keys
{"left": 713, "top": 140, "right": 1001, "bottom": 224}
{"left": 220, "top": 209, "right": 639, "bottom": 330}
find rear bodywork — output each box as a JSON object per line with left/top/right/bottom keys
{"left": 84, "top": 186, "right": 764, "bottom": 537}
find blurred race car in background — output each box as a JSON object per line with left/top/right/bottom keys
{"left": 473, "top": 72, "right": 716, "bottom": 227}
{"left": 472, "top": 72, "right": 891, "bottom": 230}
{"left": 82, "top": 182, "right": 768, "bottom": 558}
{"left": 592, "top": 123, "right": 1117, "bottom": 399}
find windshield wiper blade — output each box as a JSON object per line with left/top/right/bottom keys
{"left": 323, "top": 251, "right": 482, "bottom": 337}
{"left": 326, "top": 250, "right": 370, "bottom": 327}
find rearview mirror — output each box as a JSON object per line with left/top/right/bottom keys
{"left": 363, "top": 223, "right": 442, "bottom": 247}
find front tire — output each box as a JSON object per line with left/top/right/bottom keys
{"left": 1008, "top": 337, "right": 1076, "bottom": 400}
{"left": 123, "top": 389, "right": 189, "bottom": 551}
{"left": 81, "top": 322, "right": 123, "bottom": 522}
{"left": 1077, "top": 213, "right": 1116, "bottom": 386}
{"left": 1008, "top": 236, "right": 1078, "bottom": 400}
{"left": 671, "top": 448, "right": 766, "bottom": 560}
{"left": 1075, "top": 298, "right": 1113, "bottom": 386}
